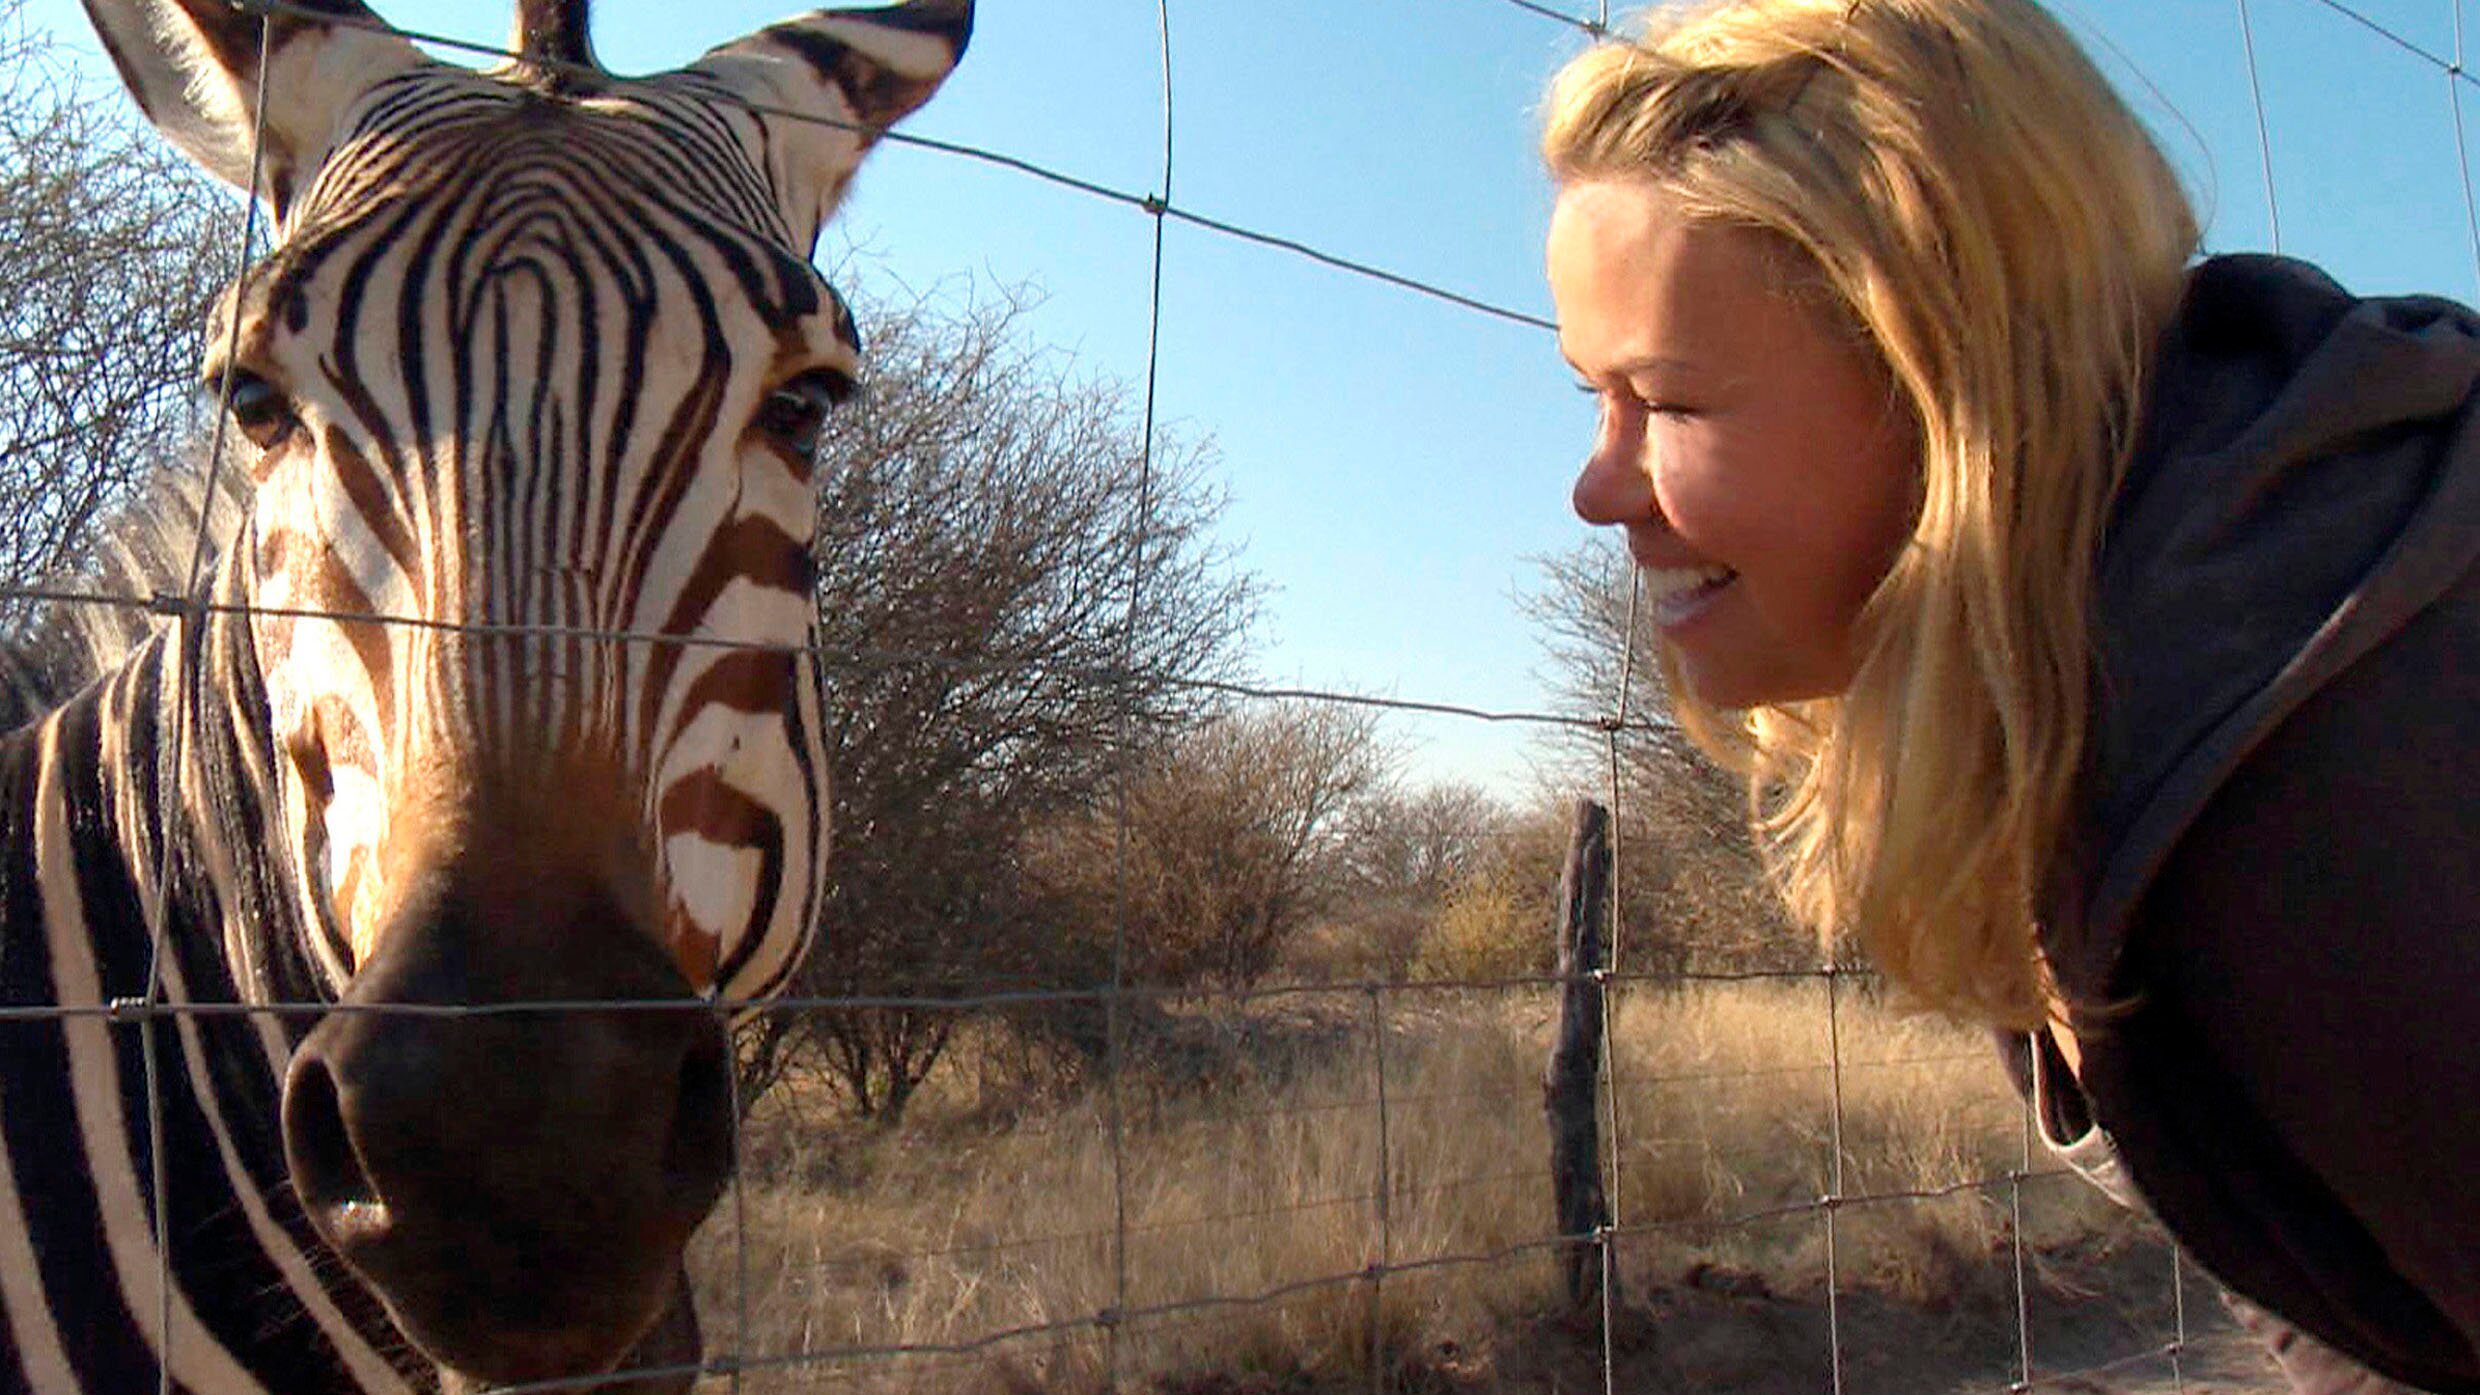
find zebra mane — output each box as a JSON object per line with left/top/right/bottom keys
{"left": 510, "top": 0, "right": 601, "bottom": 91}
{"left": 0, "top": 456, "right": 247, "bottom": 732}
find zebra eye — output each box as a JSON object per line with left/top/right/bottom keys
{"left": 220, "top": 369, "right": 300, "bottom": 451}
{"left": 755, "top": 370, "right": 853, "bottom": 459}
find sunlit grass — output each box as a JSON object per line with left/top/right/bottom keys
{"left": 685, "top": 982, "right": 2123, "bottom": 1392}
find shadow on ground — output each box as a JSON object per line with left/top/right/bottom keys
{"left": 1161, "top": 1233, "right": 2286, "bottom": 1395}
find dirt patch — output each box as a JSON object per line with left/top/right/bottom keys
{"left": 1366, "top": 1237, "right": 2285, "bottom": 1395}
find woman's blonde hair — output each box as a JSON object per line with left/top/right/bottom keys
{"left": 1543, "top": 0, "right": 2198, "bottom": 1027}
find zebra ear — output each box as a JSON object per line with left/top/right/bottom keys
{"left": 79, "top": 0, "right": 430, "bottom": 215}
{"left": 685, "top": 0, "right": 971, "bottom": 247}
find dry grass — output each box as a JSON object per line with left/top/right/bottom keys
{"left": 683, "top": 981, "right": 2131, "bottom": 1393}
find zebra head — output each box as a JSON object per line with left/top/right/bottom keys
{"left": 83, "top": 0, "right": 965, "bottom": 1381}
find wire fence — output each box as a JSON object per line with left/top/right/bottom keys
{"left": 6, "top": 0, "right": 2467, "bottom": 1391}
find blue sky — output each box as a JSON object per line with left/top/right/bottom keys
{"left": 20, "top": 0, "right": 2480, "bottom": 797}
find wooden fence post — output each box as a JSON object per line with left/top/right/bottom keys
{"left": 1544, "top": 796, "right": 1612, "bottom": 1310}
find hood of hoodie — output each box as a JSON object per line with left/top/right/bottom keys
{"left": 2046, "top": 253, "right": 2480, "bottom": 1001}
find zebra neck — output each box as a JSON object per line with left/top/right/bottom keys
{"left": 0, "top": 619, "right": 432, "bottom": 1394}
{"left": 34, "top": 606, "right": 327, "bottom": 1021}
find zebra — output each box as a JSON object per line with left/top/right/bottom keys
{"left": 0, "top": 0, "right": 966, "bottom": 1389}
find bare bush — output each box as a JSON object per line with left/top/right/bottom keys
{"left": 1027, "top": 700, "right": 1390, "bottom": 999}
{"left": 1307, "top": 779, "right": 1511, "bottom": 982}
{"left": 0, "top": 3, "right": 231, "bottom": 620}
{"left": 0, "top": 3, "right": 237, "bottom": 724}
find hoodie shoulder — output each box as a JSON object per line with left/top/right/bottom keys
{"left": 2050, "top": 254, "right": 2480, "bottom": 998}
{"left": 2129, "top": 254, "right": 2480, "bottom": 476}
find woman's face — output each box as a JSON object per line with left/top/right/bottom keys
{"left": 1547, "top": 179, "right": 1918, "bottom": 710}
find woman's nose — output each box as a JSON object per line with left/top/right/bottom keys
{"left": 1571, "top": 440, "right": 1653, "bottom": 527}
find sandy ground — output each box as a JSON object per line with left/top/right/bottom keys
{"left": 1366, "top": 1234, "right": 2292, "bottom": 1395}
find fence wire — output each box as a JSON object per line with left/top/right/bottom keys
{"left": 9, "top": 0, "right": 2441, "bottom": 1392}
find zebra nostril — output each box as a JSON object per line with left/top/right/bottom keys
{"left": 282, "top": 1055, "right": 393, "bottom": 1245}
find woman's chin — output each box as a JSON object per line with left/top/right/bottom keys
{"left": 1668, "top": 646, "right": 1853, "bottom": 712}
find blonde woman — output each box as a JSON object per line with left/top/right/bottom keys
{"left": 1544, "top": 2, "right": 2480, "bottom": 1391}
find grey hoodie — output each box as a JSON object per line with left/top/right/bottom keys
{"left": 2026, "top": 254, "right": 2480, "bottom": 1393}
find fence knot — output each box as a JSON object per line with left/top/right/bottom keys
{"left": 1093, "top": 1306, "right": 1124, "bottom": 1331}
{"left": 1141, "top": 193, "right": 1169, "bottom": 217}
{"left": 147, "top": 590, "right": 203, "bottom": 619}
{"left": 104, "top": 996, "right": 152, "bottom": 1023}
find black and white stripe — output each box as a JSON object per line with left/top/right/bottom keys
{"left": 0, "top": 1, "right": 966, "bottom": 1389}
{"left": 0, "top": 572, "right": 425, "bottom": 1393}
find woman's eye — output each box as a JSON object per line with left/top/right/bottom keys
{"left": 216, "top": 368, "right": 300, "bottom": 451}
{"left": 757, "top": 371, "right": 855, "bottom": 458}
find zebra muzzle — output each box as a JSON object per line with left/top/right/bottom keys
{"left": 280, "top": 870, "right": 734, "bottom": 1383}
